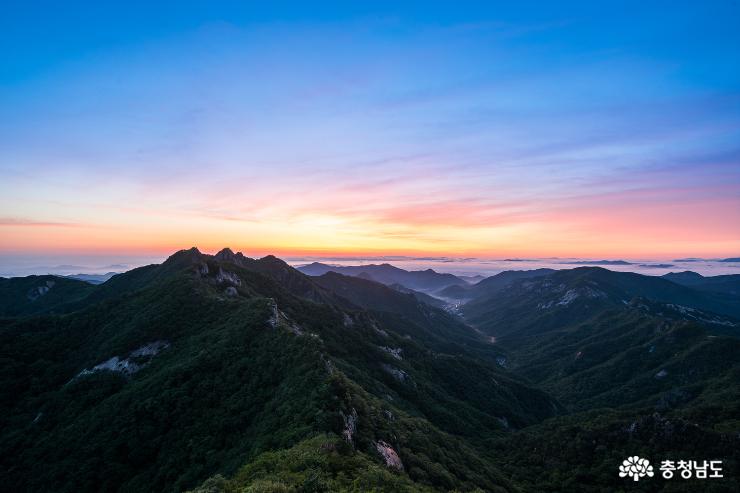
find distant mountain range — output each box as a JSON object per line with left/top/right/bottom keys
{"left": 672, "top": 257, "right": 740, "bottom": 263}
{"left": 663, "top": 271, "right": 740, "bottom": 296}
{"left": 436, "top": 268, "right": 555, "bottom": 301}
{"left": 561, "top": 259, "right": 633, "bottom": 265}
{"left": 297, "top": 262, "right": 469, "bottom": 292}
{"left": 64, "top": 272, "right": 119, "bottom": 284}
{"left": 1, "top": 250, "right": 738, "bottom": 492}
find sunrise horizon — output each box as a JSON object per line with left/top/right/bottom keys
{"left": 3, "top": 4, "right": 740, "bottom": 492}
{"left": 2, "top": 3, "right": 739, "bottom": 266}
{"left": 3, "top": 243, "right": 739, "bottom": 262}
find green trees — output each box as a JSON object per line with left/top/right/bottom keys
{"left": 2, "top": 250, "right": 738, "bottom": 492}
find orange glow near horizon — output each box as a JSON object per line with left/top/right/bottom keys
{"left": 2, "top": 11, "right": 740, "bottom": 261}
{"left": 2, "top": 186, "right": 739, "bottom": 259}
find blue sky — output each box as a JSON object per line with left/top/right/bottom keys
{"left": 1, "top": 1, "right": 739, "bottom": 258}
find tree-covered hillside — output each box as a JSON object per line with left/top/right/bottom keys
{"left": 0, "top": 249, "right": 555, "bottom": 492}
{"left": 1, "top": 252, "right": 738, "bottom": 492}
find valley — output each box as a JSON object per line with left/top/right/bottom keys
{"left": 1, "top": 249, "right": 738, "bottom": 492}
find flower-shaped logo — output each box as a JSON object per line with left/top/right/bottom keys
{"left": 619, "top": 456, "right": 654, "bottom": 481}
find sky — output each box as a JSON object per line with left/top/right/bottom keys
{"left": 1, "top": 1, "right": 739, "bottom": 260}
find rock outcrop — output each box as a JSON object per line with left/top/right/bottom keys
{"left": 381, "top": 363, "right": 410, "bottom": 383}
{"left": 216, "top": 268, "right": 242, "bottom": 286}
{"left": 380, "top": 346, "right": 403, "bottom": 360}
{"left": 27, "top": 280, "right": 55, "bottom": 301}
{"left": 73, "top": 341, "right": 170, "bottom": 380}
{"left": 375, "top": 441, "right": 403, "bottom": 470}
{"left": 341, "top": 407, "right": 358, "bottom": 444}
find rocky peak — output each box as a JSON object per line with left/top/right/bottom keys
{"left": 163, "top": 247, "right": 204, "bottom": 267}
{"left": 214, "top": 248, "right": 252, "bottom": 267}
{"left": 214, "top": 247, "right": 236, "bottom": 260}
{"left": 258, "top": 255, "right": 289, "bottom": 268}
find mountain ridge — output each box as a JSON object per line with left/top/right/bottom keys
{"left": 297, "top": 262, "right": 467, "bottom": 293}
{"left": 0, "top": 247, "right": 560, "bottom": 492}
{"left": 1, "top": 249, "right": 738, "bottom": 492}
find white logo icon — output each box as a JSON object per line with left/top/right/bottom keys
{"left": 619, "top": 456, "right": 654, "bottom": 481}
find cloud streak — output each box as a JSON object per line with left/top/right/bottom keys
{"left": 0, "top": 217, "right": 82, "bottom": 228}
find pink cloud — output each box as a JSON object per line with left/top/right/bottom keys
{"left": 0, "top": 217, "right": 82, "bottom": 227}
